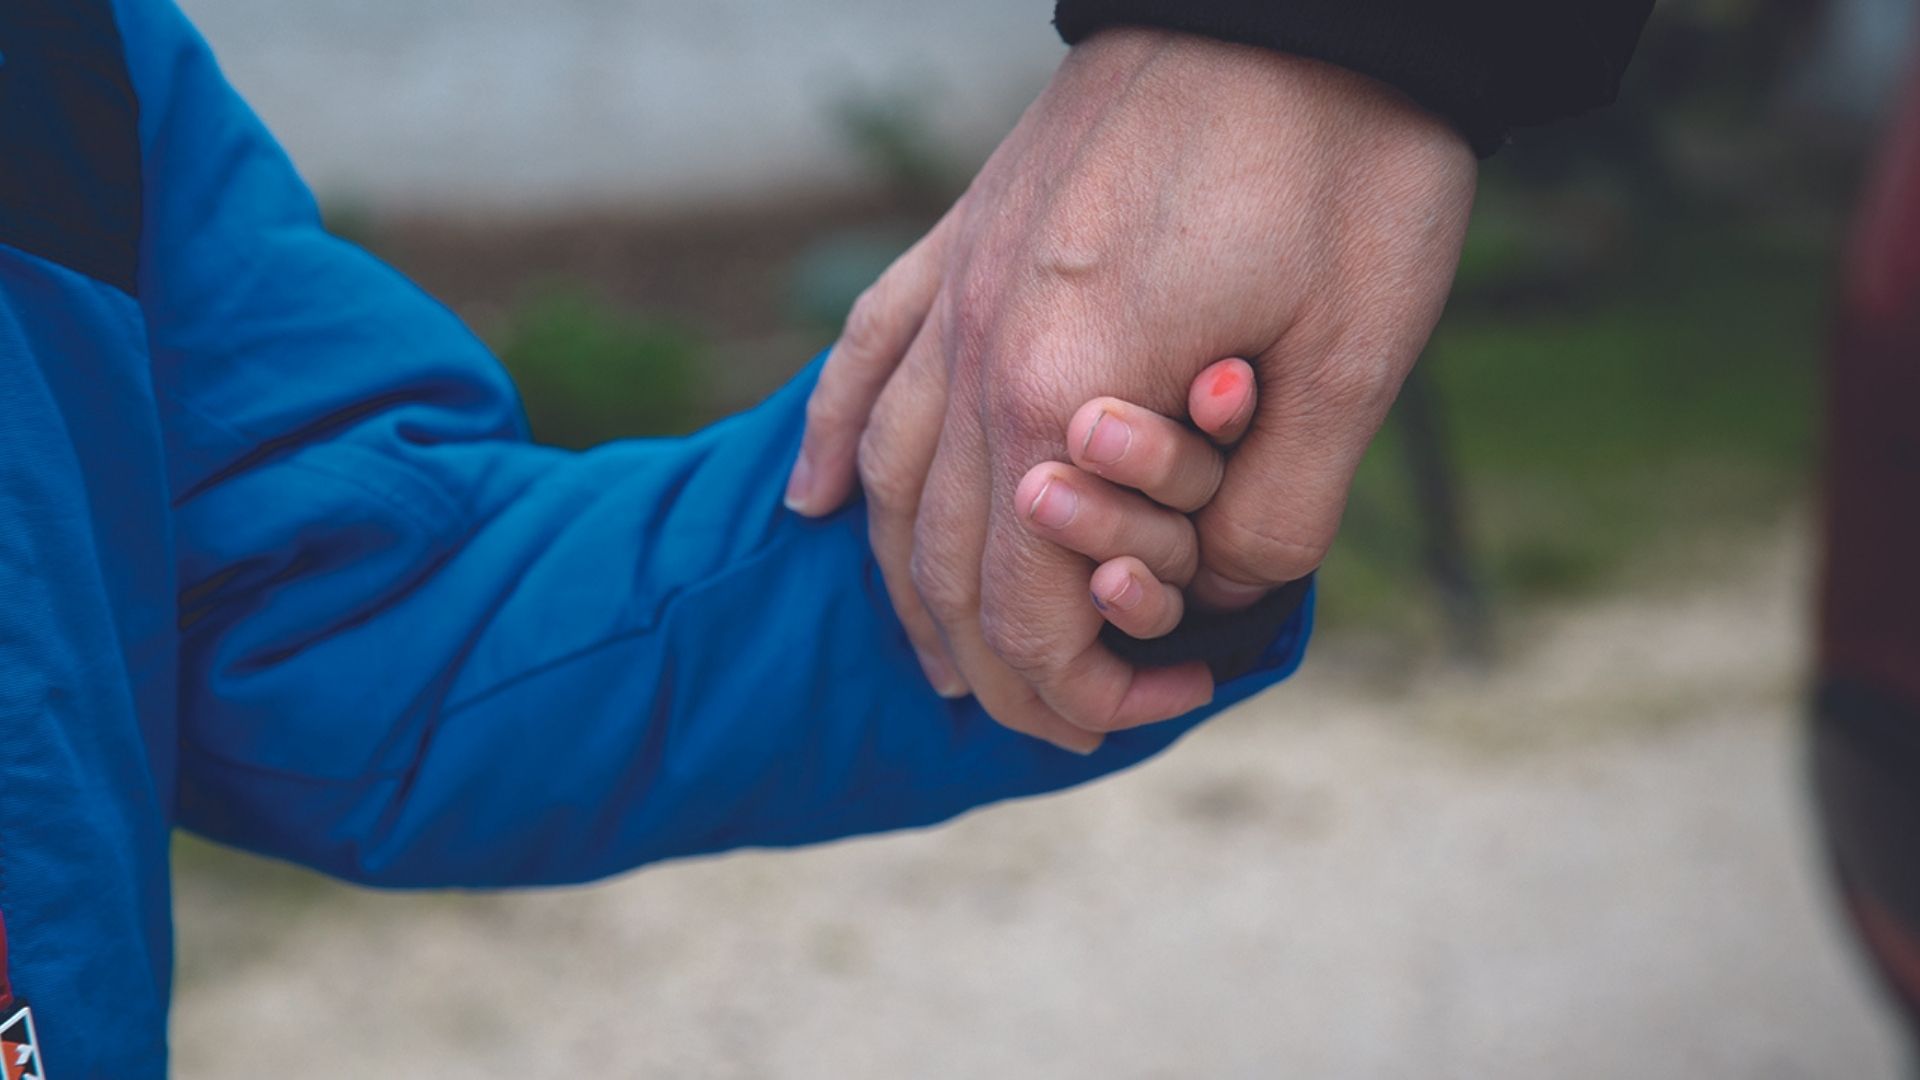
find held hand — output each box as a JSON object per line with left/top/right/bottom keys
{"left": 786, "top": 29, "right": 1476, "bottom": 749}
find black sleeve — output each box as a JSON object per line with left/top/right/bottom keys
{"left": 1053, "top": 0, "right": 1656, "bottom": 156}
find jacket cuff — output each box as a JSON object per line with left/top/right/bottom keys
{"left": 1102, "top": 574, "right": 1315, "bottom": 682}
{"left": 1055, "top": 0, "right": 1501, "bottom": 154}
{"left": 1055, "top": 1, "right": 1649, "bottom": 158}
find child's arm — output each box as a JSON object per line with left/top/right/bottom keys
{"left": 123, "top": 0, "right": 1314, "bottom": 887}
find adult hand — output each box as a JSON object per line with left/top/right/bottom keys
{"left": 785, "top": 28, "right": 1476, "bottom": 750}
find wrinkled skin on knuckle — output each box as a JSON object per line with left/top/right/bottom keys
{"left": 1205, "top": 511, "right": 1332, "bottom": 587}
{"left": 1139, "top": 434, "right": 1194, "bottom": 499}
{"left": 837, "top": 284, "right": 894, "bottom": 361}
{"left": 855, "top": 425, "right": 914, "bottom": 510}
{"left": 1264, "top": 324, "right": 1405, "bottom": 438}
{"left": 977, "top": 604, "right": 1056, "bottom": 678}
{"left": 982, "top": 361, "right": 1080, "bottom": 467}
{"left": 908, "top": 542, "right": 975, "bottom": 625}
{"left": 1158, "top": 520, "right": 1202, "bottom": 585}
{"left": 803, "top": 385, "right": 847, "bottom": 439}
{"left": 1306, "top": 353, "right": 1402, "bottom": 427}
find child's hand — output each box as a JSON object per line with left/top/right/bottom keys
{"left": 1013, "top": 358, "right": 1258, "bottom": 641}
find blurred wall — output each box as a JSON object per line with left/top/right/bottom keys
{"left": 176, "top": 0, "right": 1066, "bottom": 212}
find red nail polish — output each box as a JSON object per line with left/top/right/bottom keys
{"left": 1208, "top": 365, "right": 1244, "bottom": 399}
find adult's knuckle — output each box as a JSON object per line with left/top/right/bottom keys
{"left": 1209, "top": 513, "right": 1331, "bottom": 583}
{"left": 1188, "top": 452, "right": 1227, "bottom": 510}
{"left": 991, "top": 353, "right": 1078, "bottom": 442}
{"left": 855, "top": 427, "right": 911, "bottom": 508}
{"left": 837, "top": 285, "right": 893, "bottom": 361}
{"left": 1296, "top": 349, "right": 1401, "bottom": 422}
{"left": 909, "top": 546, "right": 974, "bottom": 621}
{"left": 803, "top": 387, "right": 848, "bottom": 436}
{"left": 978, "top": 607, "right": 1052, "bottom": 673}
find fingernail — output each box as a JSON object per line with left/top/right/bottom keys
{"left": 1208, "top": 364, "right": 1246, "bottom": 399}
{"left": 1196, "top": 569, "right": 1269, "bottom": 609}
{"left": 915, "top": 647, "right": 966, "bottom": 699}
{"left": 1061, "top": 732, "right": 1102, "bottom": 756}
{"left": 1027, "top": 479, "right": 1078, "bottom": 529}
{"left": 784, "top": 454, "right": 815, "bottom": 512}
{"left": 1098, "top": 571, "right": 1145, "bottom": 612}
{"left": 1082, "top": 412, "right": 1131, "bottom": 465}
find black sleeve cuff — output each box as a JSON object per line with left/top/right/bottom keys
{"left": 1102, "top": 574, "right": 1314, "bottom": 682}
{"left": 1054, "top": 1, "right": 1654, "bottom": 157}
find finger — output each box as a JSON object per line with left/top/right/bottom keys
{"left": 859, "top": 319, "right": 967, "bottom": 697}
{"left": 786, "top": 211, "right": 956, "bottom": 516}
{"left": 1013, "top": 461, "right": 1200, "bottom": 585}
{"left": 909, "top": 411, "right": 1103, "bottom": 750}
{"left": 1194, "top": 335, "right": 1403, "bottom": 610}
{"left": 941, "top": 609, "right": 1112, "bottom": 753}
{"left": 1090, "top": 556, "right": 1186, "bottom": 640}
{"left": 975, "top": 406, "right": 1214, "bottom": 734}
{"left": 1188, "top": 357, "right": 1258, "bottom": 446}
{"left": 1064, "top": 397, "right": 1228, "bottom": 513}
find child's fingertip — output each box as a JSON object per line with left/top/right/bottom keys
{"left": 1089, "top": 559, "right": 1141, "bottom": 613}
{"left": 1190, "top": 357, "right": 1257, "bottom": 441}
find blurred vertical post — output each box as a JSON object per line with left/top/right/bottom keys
{"left": 1396, "top": 362, "right": 1492, "bottom": 666}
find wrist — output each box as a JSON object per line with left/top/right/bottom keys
{"left": 1060, "top": 26, "right": 1473, "bottom": 175}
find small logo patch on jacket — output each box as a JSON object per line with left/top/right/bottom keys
{"left": 1, "top": 1004, "right": 42, "bottom": 1080}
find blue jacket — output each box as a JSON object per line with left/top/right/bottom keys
{"left": 0, "top": 0, "right": 1312, "bottom": 1073}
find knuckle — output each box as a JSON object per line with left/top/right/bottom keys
{"left": 1139, "top": 435, "right": 1189, "bottom": 497}
{"left": 1208, "top": 513, "right": 1331, "bottom": 583}
{"left": 991, "top": 359, "right": 1076, "bottom": 446}
{"left": 1186, "top": 453, "right": 1227, "bottom": 511}
{"left": 978, "top": 607, "right": 1054, "bottom": 673}
{"left": 1048, "top": 657, "right": 1124, "bottom": 733}
{"left": 837, "top": 285, "right": 893, "bottom": 361}
{"left": 855, "top": 426, "right": 911, "bottom": 508}
{"left": 947, "top": 277, "right": 997, "bottom": 367}
{"left": 1294, "top": 352, "right": 1401, "bottom": 423}
{"left": 803, "top": 387, "right": 847, "bottom": 436}
{"left": 909, "top": 546, "right": 974, "bottom": 621}
{"left": 1156, "top": 521, "right": 1202, "bottom": 584}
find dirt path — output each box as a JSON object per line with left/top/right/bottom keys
{"left": 170, "top": 526, "right": 1908, "bottom": 1078}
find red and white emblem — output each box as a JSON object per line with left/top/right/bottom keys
{"left": 0, "top": 1004, "right": 41, "bottom": 1080}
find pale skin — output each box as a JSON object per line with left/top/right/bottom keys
{"left": 786, "top": 28, "right": 1478, "bottom": 752}
{"left": 1030, "top": 358, "right": 1259, "bottom": 646}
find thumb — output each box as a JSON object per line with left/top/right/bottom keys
{"left": 785, "top": 209, "right": 956, "bottom": 516}
{"left": 1192, "top": 346, "right": 1400, "bottom": 610}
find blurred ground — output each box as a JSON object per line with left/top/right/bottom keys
{"left": 170, "top": 519, "right": 1908, "bottom": 1078}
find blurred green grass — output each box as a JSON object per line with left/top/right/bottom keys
{"left": 1325, "top": 207, "right": 1831, "bottom": 630}
{"left": 491, "top": 286, "right": 709, "bottom": 448}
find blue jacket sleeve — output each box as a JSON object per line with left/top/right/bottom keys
{"left": 122, "top": 0, "right": 1313, "bottom": 887}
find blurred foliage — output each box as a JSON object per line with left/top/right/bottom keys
{"left": 831, "top": 85, "right": 963, "bottom": 210}
{"left": 1309, "top": 0, "right": 1868, "bottom": 634}
{"left": 1324, "top": 206, "right": 1829, "bottom": 630}
{"left": 788, "top": 224, "right": 925, "bottom": 334}
{"left": 490, "top": 286, "right": 709, "bottom": 449}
